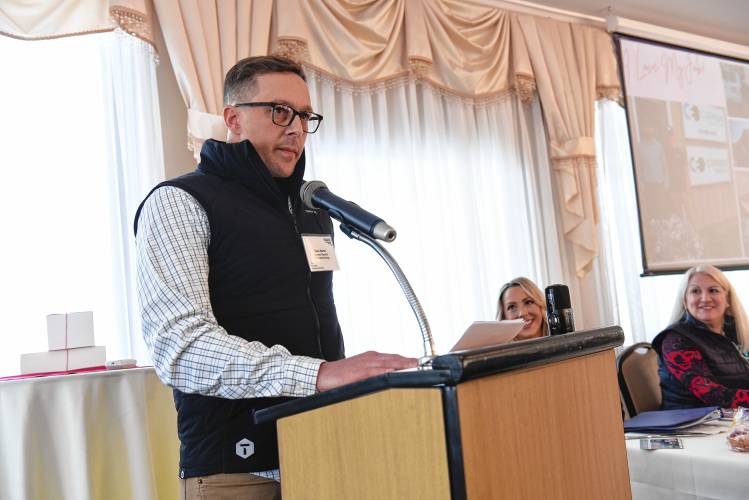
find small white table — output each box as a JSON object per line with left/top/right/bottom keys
{"left": 0, "top": 367, "right": 178, "bottom": 500}
{"left": 626, "top": 424, "right": 749, "bottom": 500}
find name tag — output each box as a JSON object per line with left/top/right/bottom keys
{"left": 301, "top": 234, "right": 340, "bottom": 272}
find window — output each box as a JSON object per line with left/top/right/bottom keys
{"left": 0, "top": 32, "right": 163, "bottom": 376}
{"left": 304, "top": 72, "right": 562, "bottom": 355}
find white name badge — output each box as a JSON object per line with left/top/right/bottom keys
{"left": 301, "top": 234, "right": 340, "bottom": 272}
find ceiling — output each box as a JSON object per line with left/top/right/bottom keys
{"left": 492, "top": 0, "right": 749, "bottom": 48}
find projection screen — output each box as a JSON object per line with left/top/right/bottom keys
{"left": 616, "top": 35, "right": 749, "bottom": 274}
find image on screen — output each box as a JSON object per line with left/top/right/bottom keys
{"left": 617, "top": 35, "right": 749, "bottom": 274}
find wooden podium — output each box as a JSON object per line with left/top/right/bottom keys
{"left": 255, "top": 327, "right": 631, "bottom": 499}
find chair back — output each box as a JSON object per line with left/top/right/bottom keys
{"left": 616, "top": 342, "right": 661, "bottom": 418}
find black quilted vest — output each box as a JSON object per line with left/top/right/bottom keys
{"left": 652, "top": 314, "right": 749, "bottom": 409}
{"left": 134, "top": 139, "right": 345, "bottom": 477}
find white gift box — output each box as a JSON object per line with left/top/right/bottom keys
{"left": 47, "top": 311, "right": 95, "bottom": 351}
{"left": 20, "top": 346, "right": 106, "bottom": 374}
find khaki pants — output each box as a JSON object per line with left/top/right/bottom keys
{"left": 180, "top": 473, "right": 281, "bottom": 500}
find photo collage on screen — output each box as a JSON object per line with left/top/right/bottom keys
{"left": 620, "top": 37, "right": 749, "bottom": 269}
{"left": 724, "top": 64, "right": 749, "bottom": 252}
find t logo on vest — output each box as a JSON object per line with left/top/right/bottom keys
{"left": 236, "top": 438, "right": 255, "bottom": 459}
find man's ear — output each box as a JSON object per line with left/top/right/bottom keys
{"left": 224, "top": 106, "right": 240, "bottom": 134}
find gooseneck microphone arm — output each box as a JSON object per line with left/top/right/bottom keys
{"left": 338, "top": 224, "right": 436, "bottom": 364}
{"left": 300, "top": 180, "right": 435, "bottom": 364}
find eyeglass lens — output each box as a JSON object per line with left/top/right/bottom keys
{"left": 272, "top": 105, "right": 321, "bottom": 133}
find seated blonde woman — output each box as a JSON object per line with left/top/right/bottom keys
{"left": 496, "top": 277, "right": 547, "bottom": 340}
{"left": 652, "top": 265, "right": 749, "bottom": 409}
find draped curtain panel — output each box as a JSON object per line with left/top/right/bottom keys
{"left": 515, "top": 15, "right": 621, "bottom": 276}
{"left": 152, "top": 0, "right": 274, "bottom": 155}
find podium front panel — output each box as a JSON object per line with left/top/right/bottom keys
{"left": 456, "top": 349, "right": 631, "bottom": 499}
{"left": 277, "top": 387, "right": 451, "bottom": 499}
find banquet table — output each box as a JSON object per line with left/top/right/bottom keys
{"left": 626, "top": 423, "right": 749, "bottom": 500}
{"left": 0, "top": 367, "right": 179, "bottom": 500}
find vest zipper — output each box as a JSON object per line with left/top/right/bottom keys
{"left": 288, "top": 196, "right": 324, "bottom": 357}
{"left": 287, "top": 196, "right": 300, "bottom": 234}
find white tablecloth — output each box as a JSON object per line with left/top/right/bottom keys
{"left": 0, "top": 368, "right": 179, "bottom": 500}
{"left": 627, "top": 424, "right": 749, "bottom": 500}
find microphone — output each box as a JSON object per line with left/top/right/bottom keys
{"left": 300, "top": 180, "right": 397, "bottom": 242}
{"left": 545, "top": 284, "right": 575, "bottom": 336}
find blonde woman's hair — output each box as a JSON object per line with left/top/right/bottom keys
{"left": 670, "top": 265, "right": 749, "bottom": 348}
{"left": 496, "top": 277, "right": 548, "bottom": 334}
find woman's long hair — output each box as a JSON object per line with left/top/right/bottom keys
{"left": 670, "top": 265, "right": 749, "bottom": 348}
{"left": 496, "top": 277, "right": 548, "bottom": 335}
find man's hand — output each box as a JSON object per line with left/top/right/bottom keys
{"left": 315, "top": 351, "right": 417, "bottom": 392}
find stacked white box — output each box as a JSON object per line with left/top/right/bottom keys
{"left": 19, "top": 311, "right": 106, "bottom": 375}
{"left": 47, "top": 311, "right": 95, "bottom": 350}
{"left": 20, "top": 346, "right": 107, "bottom": 374}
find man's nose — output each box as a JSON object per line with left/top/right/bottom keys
{"left": 286, "top": 114, "right": 304, "bottom": 134}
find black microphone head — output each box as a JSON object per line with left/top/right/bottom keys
{"left": 300, "top": 180, "right": 327, "bottom": 209}
{"left": 545, "top": 284, "right": 571, "bottom": 310}
{"left": 545, "top": 284, "right": 575, "bottom": 335}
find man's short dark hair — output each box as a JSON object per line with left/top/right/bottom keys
{"left": 223, "top": 56, "right": 306, "bottom": 105}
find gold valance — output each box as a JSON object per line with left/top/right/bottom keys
{"left": 0, "top": 0, "right": 154, "bottom": 46}
{"left": 274, "top": 0, "right": 535, "bottom": 101}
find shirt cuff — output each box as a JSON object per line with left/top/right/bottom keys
{"left": 282, "top": 355, "right": 325, "bottom": 397}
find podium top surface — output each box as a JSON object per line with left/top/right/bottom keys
{"left": 254, "top": 326, "right": 623, "bottom": 424}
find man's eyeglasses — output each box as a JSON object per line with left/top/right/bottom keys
{"left": 232, "top": 102, "right": 323, "bottom": 133}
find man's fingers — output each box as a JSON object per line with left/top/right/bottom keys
{"left": 316, "top": 352, "right": 418, "bottom": 392}
{"left": 354, "top": 351, "right": 417, "bottom": 368}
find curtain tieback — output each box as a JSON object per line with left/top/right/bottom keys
{"left": 549, "top": 136, "right": 595, "bottom": 160}
{"left": 187, "top": 108, "right": 227, "bottom": 142}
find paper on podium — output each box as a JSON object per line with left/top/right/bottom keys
{"left": 450, "top": 320, "right": 525, "bottom": 352}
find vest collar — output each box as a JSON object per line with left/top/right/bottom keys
{"left": 197, "top": 139, "right": 306, "bottom": 202}
{"left": 680, "top": 312, "right": 738, "bottom": 344}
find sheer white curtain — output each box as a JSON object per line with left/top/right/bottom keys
{"left": 304, "top": 71, "right": 563, "bottom": 356}
{"left": 0, "top": 31, "right": 163, "bottom": 376}
{"left": 101, "top": 32, "right": 166, "bottom": 363}
{"left": 596, "top": 100, "right": 749, "bottom": 344}
{"left": 596, "top": 100, "right": 649, "bottom": 344}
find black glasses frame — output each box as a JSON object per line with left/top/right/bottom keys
{"left": 233, "top": 101, "right": 323, "bottom": 133}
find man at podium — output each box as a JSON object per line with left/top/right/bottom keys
{"left": 135, "top": 55, "right": 415, "bottom": 500}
